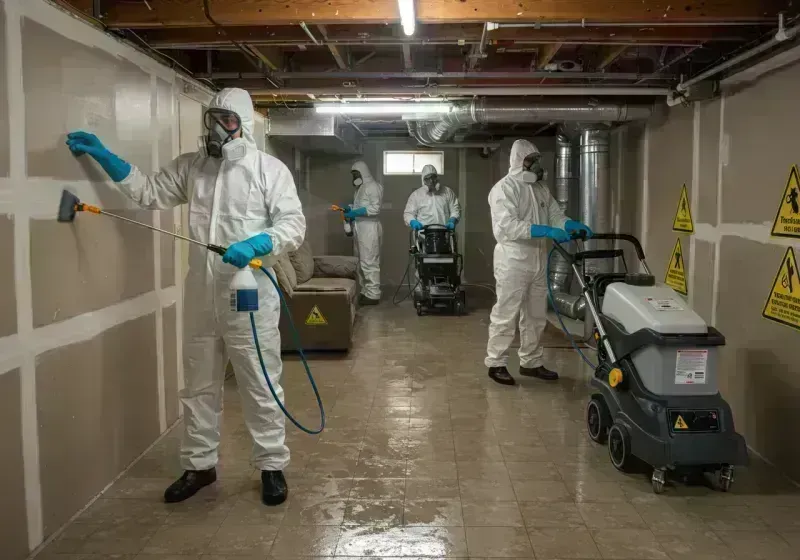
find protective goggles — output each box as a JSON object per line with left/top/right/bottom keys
{"left": 423, "top": 174, "right": 439, "bottom": 188}
{"left": 522, "top": 152, "right": 541, "bottom": 171}
{"left": 203, "top": 108, "right": 242, "bottom": 135}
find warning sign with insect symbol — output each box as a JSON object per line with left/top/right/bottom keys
{"left": 762, "top": 247, "right": 800, "bottom": 331}
{"left": 672, "top": 184, "right": 694, "bottom": 233}
{"left": 770, "top": 165, "right": 800, "bottom": 238}
{"left": 665, "top": 238, "right": 688, "bottom": 296}
{"left": 305, "top": 305, "right": 328, "bottom": 326}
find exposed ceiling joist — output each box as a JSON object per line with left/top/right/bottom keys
{"left": 248, "top": 46, "right": 283, "bottom": 71}
{"left": 88, "top": 0, "right": 783, "bottom": 28}
{"left": 537, "top": 43, "right": 563, "bottom": 68}
{"left": 597, "top": 45, "right": 629, "bottom": 70}
{"left": 317, "top": 24, "right": 348, "bottom": 69}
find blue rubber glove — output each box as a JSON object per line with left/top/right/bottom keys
{"left": 222, "top": 233, "right": 274, "bottom": 269}
{"left": 66, "top": 131, "right": 132, "bottom": 182}
{"left": 410, "top": 219, "right": 424, "bottom": 231}
{"left": 446, "top": 218, "right": 458, "bottom": 231}
{"left": 531, "top": 224, "right": 570, "bottom": 243}
{"left": 344, "top": 207, "right": 368, "bottom": 220}
{"left": 564, "top": 219, "right": 593, "bottom": 239}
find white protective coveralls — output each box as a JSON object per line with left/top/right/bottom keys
{"left": 116, "top": 88, "right": 306, "bottom": 471}
{"left": 403, "top": 164, "right": 461, "bottom": 228}
{"left": 485, "top": 139, "right": 568, "bottom": 369}
{"left": 351, "top": 161, "right": 384, "bottom": 300}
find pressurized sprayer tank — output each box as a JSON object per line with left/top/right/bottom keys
{"left": 230, "top": 268, "right": 259, "bottom": 312}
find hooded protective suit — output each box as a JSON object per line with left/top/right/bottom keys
{"left": 350, "top": 161, "right": 384, "bottom": 300}
{"left": 485, "top": 139, "right": 568, "bottom": 370}
{"left": 403, "top": 164, "right": 461, "bottom": 228}
{"left": 99, "top": 88, "right": 305, "bottom": 472}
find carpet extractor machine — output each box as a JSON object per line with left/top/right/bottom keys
{"left": 411, "top": 224, "right": 465, "bottom": 316}
{"left": 550, "top": 232, "right": 747, "bottom": 494}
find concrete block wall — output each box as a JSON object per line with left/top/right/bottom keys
{"left": 617, "top": 61, "right": 800, "bottom": 482}
{"left": 0, "top": 0, "right": 211, "bottom": 556}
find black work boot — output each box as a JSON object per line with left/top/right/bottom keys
{"left": 488, "top": 366, "right": 516, "bottom": 386}
{"left": 261, "top": 470, "right": 289, "bottom": 506}
{"left": 163, "top": 468, "right": 217, "bottom": 503}
{"left": 519, "top": 365, "right": 559, "bottom": 381}
{"left": 359, "top": 295, "right": 380, "bottom": 306}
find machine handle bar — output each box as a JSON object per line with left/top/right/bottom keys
{"left": 590, "top": 233, "right": 647, "bottom": 261}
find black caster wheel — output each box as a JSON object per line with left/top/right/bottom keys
{"left": 586, "top": 397, "right": 611, "bottom": 444}
{"left": 608, "top": 422, "right": 633, "bottom": 472}
{"left": 454, "top": 296, "right": 465, "bottom": 316}
{"left": 718, "top": 466, "right": 734, "bottom": 492}
{"left": 651, "top": 468, "right": 667, "bottom": 494}
{"left": 416, "top": 304, "right": 425, "bottom": 316}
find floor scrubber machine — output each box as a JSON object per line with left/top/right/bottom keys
{"left": 412, "top": 224, "right": 465, "bottom": 316}
{"left": 551, "top": 232, "right": 748, "bottom": 493}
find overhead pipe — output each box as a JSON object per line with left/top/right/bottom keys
{"left": 677, "top": 14, "right": 799, "bottom": 92}
{"left": 251, "top": 86, "right": 670, "bottom": 97}
{"left": 248, "top": 70, "right": 667, "bottom": 81}
{"left": 492, "top": 20, "right": 771, "bottom": 29}
{"left": 414, "top": 98, "right": 653, "bottom": 144}
{"left": 407, "top": 121, "right": 500, "bottom": 150}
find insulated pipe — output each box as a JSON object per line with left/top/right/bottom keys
{"left": 250, "top": 86, "right": 670, "bottom": 97}
{"left": 494, "top": 20, "right": 770, "bottom": 29}
{"left": 549, "top": 133, "right": 577, "bottom": 295}
{"left": 415, "top": 98, "right": 653, "bottom": 144}
{"left": 550, "top": 291, "right": 586, "bottom": 320}
{"left": 407, "top": 121, "right": 500, "bottom": 150}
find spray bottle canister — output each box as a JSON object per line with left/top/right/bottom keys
{"left": 343, "top": 219, "right": 353, "bottom": 237}
{"left": 230, "top": 268, "right": 259, "bottom": 312}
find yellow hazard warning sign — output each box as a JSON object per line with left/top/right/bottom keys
{"left": 762, "top": 247, "right": 800, "bottom": 331}
{"left": 672, "top": 184, "right": 694, "bottom": 233}
{"left": 674, "top": 415, "right": 689, "bottom": 430}
{"left": 770, "top": 165, "right": 800, "bottom": 238}
{"left": 664, "top": 238, "right": 688, "bottom": 296}
{"left": 305, "top": 305, "right": 328, "bottom": 326}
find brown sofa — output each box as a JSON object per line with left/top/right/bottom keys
{"left": 272, "top": 239, "right": 358, "bottom": 352}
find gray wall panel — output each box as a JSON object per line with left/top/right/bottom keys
{"left": 0, "top": 368, "right": 29, "bottom": 560}
{"left": 0, "top": 215, "right": 16, "bottom": 337}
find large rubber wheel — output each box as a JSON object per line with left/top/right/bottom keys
{"left": 608, "top": 423, "right": 633, "bottom": 472}
{"left": 586, "top": 397, "right": 611, "bottom": 444}
{"left": 454, "top": 292, "right": 466, "bottom": 316}
{"left": 416, "top": 303, "right": 424, "bottom": 316}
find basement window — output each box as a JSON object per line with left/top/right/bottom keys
{"left": 383, "top": 151, "right": 444, "bottom": 176}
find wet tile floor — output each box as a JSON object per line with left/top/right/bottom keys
{"left": 39, "top": 302, "right": 800, "bottom": 559}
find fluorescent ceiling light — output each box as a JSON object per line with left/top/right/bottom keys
{"left": 315, "top": 103, "right": 451, "bottom": 115}
{"left": 398, "top": 0, "right": 416, "bottom": 36}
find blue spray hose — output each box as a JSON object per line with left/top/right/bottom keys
{"left": 249, "top": 266, "right": 325, "bottom": 435}
{"left": 546, "top": 246, "right": 597, "bottom": 370}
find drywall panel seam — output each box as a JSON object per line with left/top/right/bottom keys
{"left": 7, "top": 0, "right": 44, "bottom": 550}
{"left": 640, "top": 123, "right": 650, "bottom": 268}
{"left": 28, "top": 417, "right": 183, "bottom": 559}
{"left": 171, "top": 82, "right": 185, "bottom": 396}
{"left": 0, "top": 181, "right": 13, "bottom": 212}
{"left": 696, "top": 222, "right": 800, "bottom": 248}
{"left": 27, "top": 0, "right": 174, "bottom": 82}
{"left": 711, "top": 95, "right": 726, "bottom": 325}
{"left": 151, "top": 75, "right": 167, "bottom": 433}
{"left": 688, "top": 102, "right": 700, "bottom": 307}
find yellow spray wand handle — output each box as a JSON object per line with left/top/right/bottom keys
{"left": 207, "top": 244, "right": 262, "bottom": 269}
{"left": 330, "top": 205, "right": 347, "bottom": 222}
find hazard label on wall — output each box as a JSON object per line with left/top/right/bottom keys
{"left": 305, "top": 305, "right": 328, "bottom": 326}
{"left": 762, "top": 247, "right": 800, "bottom": 331}
{"left": 665, "top": 238, "right": 688, "bottom": 296}
{"left": 672, "top": 184, "right": 694, "bottom": 233}
{"left": 770, "top": 165, "right": 800, "bottom": 238}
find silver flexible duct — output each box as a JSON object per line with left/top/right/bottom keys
{"left": 417, "top": 98, "right": 653, "bottom": 143}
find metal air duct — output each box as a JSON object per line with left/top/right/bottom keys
{"left": 416, "top": 98, "right": 652, "bottom": 144}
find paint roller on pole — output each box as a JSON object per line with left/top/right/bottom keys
{"left": 57, "top": 189, "right": 264, "bottom": 269}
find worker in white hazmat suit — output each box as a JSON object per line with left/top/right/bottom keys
{"left": 344, "top": 161, "right": 384, "bottom": 304}
{"left": 485, "top": 139, "right": 592, "bottom": 386}
{"left": 403, "top": 164, "right": 461, "bottom": 231}
{"left": 66, "top": 88, "right": 305, "bottom": 505}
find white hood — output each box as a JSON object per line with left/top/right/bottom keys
{"left": 420, "top": 164, "right": 439, "bottom": 189}
{"left": 351, "top": 160, "right": 374, "bottom": 183}
{"left": 509, "top": 139, "right": 540, "bottom": 176}
{"left": 209, "top": 87, "right": 257, "bottom": 149}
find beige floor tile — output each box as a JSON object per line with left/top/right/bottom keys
{"left": 520, "top": 502, "right": 585, "bottom": 531}
{"left": 335, "top": 526, "right": 406, "bottom": 556}
{"left": 657, "top": 530, "right": 735, "bottom": 560}
{"left": 206, "top": 524, "right": 279, "bottom": 555}
{"left": 345, "top": 499, "right": 405, "bottom": 526}
{"left": 500, "top": 445, "right": 550, "bottom": 462}
{"left": 225, "top": 497, "right": 287, "bottom": 525}
{"left": 714, "top": 530, "right": 796, "bottom": 559}
{"left": 671, "top": 503, "right": 768, "bottom": 532}
{"left": 591, "top": 528, "right": 668, "bottom": 559}
{"left": 749, "top": 505, "right": 800, "bottom": 531}
{"left": 140, "top": 525, "right": 215, "bottom": 555}
{"left": 459, "top": 477, "right": 517, "bottom": 504}
{"left": 633, "top": 502, "right": 707, "bottom": 534}
{"left": 353, "top": 458, "right": 408, "bottom": 478}
{"left": 406, "top": 478, "right": 461, "bottom": 500}
{"left": 270, "top": 525, "right": 342, "bottom": 556}
{"left": 511, "top": 480, "right": 572, "bottom": 502}
{"left": 401, "top": 526, "right": 468, "bottom": 556}
{"left": 462, "top": 501, "right": 524, "bottom": 527}
{"left": 350, "top": 478, "right": 406, "bottom": 500}
{"left": 465, "top": 526, "right": 534, "bottom": 558}
{"left": 577, "top": 502, "right": 647, "bottom": 530}
{"left": 406, "top": 460, "right": 458, "bottom": 479}
{"left": 527, "top": 526, "right": 601, "bottom": 558}
{"left": 283, "top": 499, "right": 348, "bottom": 525}
{"left": 567, "top": 480, "right": 628, "bottom": 503}
{"left": 404, "top": 499, "right": 464, "bottom": 526}
{"left": 505, "top": 461, "right": 563, "bottom": 482}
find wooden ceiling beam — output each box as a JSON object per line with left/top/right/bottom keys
{"left": 536, "top": 43, "right": 563, "bottom": 68}
{"left": 89, "top": 0, "right": 784, "bottom": 28}
{"left": 597, "top": 45, "right": 629, "bottom": 70}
